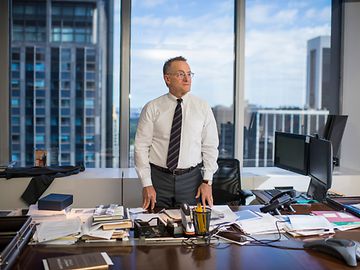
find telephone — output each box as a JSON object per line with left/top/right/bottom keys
{"left": 260, "top": 190, "right": 296, "bottom": 215}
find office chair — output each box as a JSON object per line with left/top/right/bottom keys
{"left": 212, "top": 158, "right": 253, "bottom": 205}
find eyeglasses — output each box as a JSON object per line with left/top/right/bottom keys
{"left": 167, "top": 71, "right": 194, "bottom": 80}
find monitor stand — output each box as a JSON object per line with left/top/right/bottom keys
{"left": 306, "top": 178, "right": 328, "bottom": 202}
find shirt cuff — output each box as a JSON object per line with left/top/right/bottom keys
{"left": 203, "top": 171, "right": 214, "bottom": 182}
{"left": 141, "top": 177, "right": 153, "bottom": 188}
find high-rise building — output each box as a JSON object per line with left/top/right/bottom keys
{"left": 212, "top": 105, "right": 234, "bottom": 158}
{"left": 10, "top": 0, "right": 113, "bottom": 168}
{"left": 306, "top": 36, "right": 331, "bottom": 110}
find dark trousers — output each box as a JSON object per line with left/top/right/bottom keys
{"left": 151, "top": 166, "right": 202, "bottom": 208}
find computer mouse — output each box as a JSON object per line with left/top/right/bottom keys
{"left": 303, "top": 238, "right": 359, "bottom": 267}
{"left": 357, "top": 241, "right": 360, "bottom": 261}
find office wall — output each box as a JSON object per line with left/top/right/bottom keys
{"left": 341, "top": 1, "right": 360, "bottom": 170}
{"left": 0, "top": 169, "right": 143, "bottom": 209}
{"left": 2, "top": 167, "right": 360, "bottom": 209}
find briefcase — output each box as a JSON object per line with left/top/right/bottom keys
{"left": 0, "top": 215, "right": 34, "bottom": 270}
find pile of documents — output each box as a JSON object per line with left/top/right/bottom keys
{"left": 28, "top": 204, "right": 132, "bottom": 244}
{"left": 235, "top": 212, "right": 286, "bottom": 235}
{"left": 312, "top": 210, "right": 360, "bottom": 231}
{"left": 32, "top": 216, "right": 82, "bottom": 245}
{"left": 282, "top": 215, "right": 334, "bottom": 237}
{"left": 234, "top": 211, "right": 334, "bottom": 237}
{"left": 83, "top": 204, "right": 131, "bottom": 242}
{"left": 27, "top": 204, "right": 70, "bottom": 223}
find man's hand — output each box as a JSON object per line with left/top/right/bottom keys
{"left": 142, "top": 186, "right": 157, "bottom": 210}
{"left": 195, "top": 182, "right": 213, "bottom": 208}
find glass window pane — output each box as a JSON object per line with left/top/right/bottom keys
{"left": 9, "top": 1, "right": 119, "bottom": 168}
{"left": 130, "top": 0, "right": 235, "bottom": 166}
{"left": 243, "top": 0, "right": 332, "bottom": 167}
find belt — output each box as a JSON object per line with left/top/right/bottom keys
{"left": 150, "top": 163, "right": 200, "bottom": 176}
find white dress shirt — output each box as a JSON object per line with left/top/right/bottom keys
{"left": 134, "top": 92, "right": 219, "bottom": 187}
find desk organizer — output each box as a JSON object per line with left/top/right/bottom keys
{"left": 0, "top": 215, "right": 33, "bottom": 270}
{"left": 134, "top": 218, "right": 169, "bottom": 238}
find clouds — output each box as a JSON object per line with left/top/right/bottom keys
{"left": 244, "top": 0, "right": 331, "bottom": 107}
{"left": 129, "top": 0, "right": 331, "bottom": 109}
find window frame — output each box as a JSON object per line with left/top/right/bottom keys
{"left": 0, "top": 0, "right": 342, "bottom": 168}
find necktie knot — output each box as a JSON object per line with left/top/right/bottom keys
{"left": 177, "top": 98, "right": 182, "bottom": 104}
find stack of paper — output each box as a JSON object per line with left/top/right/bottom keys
{"left": 93, "top": 204, "right": 124, "bottom": 222}
{"left": 32, "top": 217, "right": 82, "bottom": 245}
{"left": 209, "top": 205, "right": 238, "bottom": 227}
{"left": 284, "top": 215, "right": 334, "bottom": 237}
{"left": 235, "top": 213, "right": 285, "bottom": 235}
{"left": 82, "top": 205, "right": 131, "bottom": 242}
{"left": 27, "top": 204, "right": 70, "bottom": 223}
{"left": 312, "top": 210, "right": 360, "bottom": 231}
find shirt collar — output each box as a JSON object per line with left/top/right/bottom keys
{"left": 167, "top": 92, "right": 189, "bottom": 103}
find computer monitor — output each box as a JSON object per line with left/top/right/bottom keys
{"left": 274, "top": 131, "right": 309, "bottom": 175}
{"left": 306, "top": 136, "right": 333, "bottom": 202}
{"left": 322, "top": 115, "right": 348, "bottom": 166}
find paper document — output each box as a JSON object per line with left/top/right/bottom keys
{"left": 209, "top": 205, "right": 238, "bottom": 226}
{"left": 287, "top": 215, "right": 333, "bottom": 231}
{"left": 129, "top": 207, "right": 147, "bottom": 214}
{"left": 235, "top": 210, "right": 262, "bottom": 221}
{"left": 35, "top": 217, "right": 82, "bottom": 243}
{"left": 235, "top": 213, "right": 284, "bottom": 235}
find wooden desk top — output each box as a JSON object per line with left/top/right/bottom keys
{"left": 11, "top": 204, "right": 360, "bottom": 270}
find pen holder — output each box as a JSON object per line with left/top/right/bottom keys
{"left": 192, "top": 207, "right": 211, "bottom": 236}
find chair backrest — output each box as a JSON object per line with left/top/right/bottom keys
{"left": 212, "top": 158, "right": 242, "bottom": 205}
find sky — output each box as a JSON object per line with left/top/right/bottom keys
{"left": 115, "top": 0, "right": 331, "bottom": 109}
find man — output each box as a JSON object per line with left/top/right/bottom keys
{"left": 134, "top": 56, "right": 219, "bottom": 210}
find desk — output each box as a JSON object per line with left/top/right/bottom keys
{"left": 11, "top": 204, "right": 360, "bottom": 270}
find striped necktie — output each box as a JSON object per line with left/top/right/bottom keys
{"left": 166, "top": 98, "right": 183, "bottom": 172}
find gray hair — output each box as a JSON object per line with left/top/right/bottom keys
{"left": 163, "top": 56, "right": 187, "bottom": 75}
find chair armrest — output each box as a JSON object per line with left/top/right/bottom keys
{"left": 240, "top": 189, "right": 253, "bottom": 199}
{"left": 239, "top": 190, "right": 254, "bottom": 205}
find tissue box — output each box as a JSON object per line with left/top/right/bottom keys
{"left": 38, "top": 193, "right": 73, "bottom": 211}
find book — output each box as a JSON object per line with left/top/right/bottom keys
{"left": 42, "top": 252, "right": 113, "bottom": 270}
{"left": 38, "top": 193, "right": 73, "bottom": 211}
{"left": 93, "top": 204, "right": 124, "bottom": 222}
{"left": 101, "top": 220, "right": 132, "bottom": 230}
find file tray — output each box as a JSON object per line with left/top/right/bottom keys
{"left": 0, "top": 216, "right": 33, "bottom": 270}
{"left": 326, "top": 196, "right": 360, "bottom": 218}
{"left": 134, "top": 218, "right": 169, "bottom": 238}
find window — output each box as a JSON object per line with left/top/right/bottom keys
{"left": 8, "top": 0, "right": 118, "bottom": 167}
{"left": 130, "top": 0, "right": 235, "bottom": 166}
{"left": 3, "top": 0, "right": 344, "bottom": 170}
{"left": 243, "top": 0, "right": 332, "bottom": 167}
